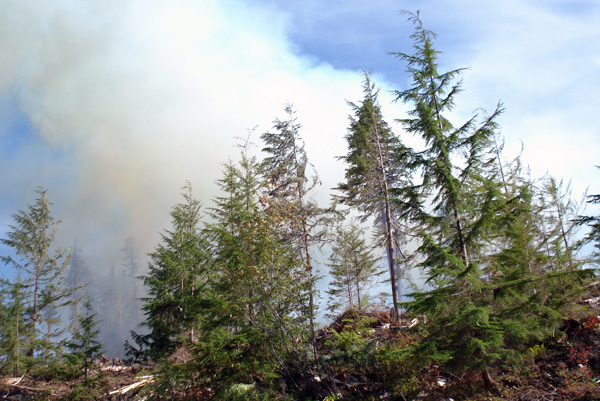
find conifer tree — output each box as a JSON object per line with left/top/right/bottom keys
{"left": 392, "top": 12, "right": 509, "bottom": 382}
{"left": 484, "top": 165, "right": 564, "bottom": 359}
{"left": 135, "top": 183, "right": 212, "bottom": 359}
{"left": 197, "top": 137, "right": 328, "bottom": 398}
{"left": 120, "top": 237, "right": 142, "bottom": 332}
{"left": 199, "top": 138, "right": 277, "bottom": 383}
{"left": 66, "top": 244, "right": 94, "bottom": 330}
{"left": 336, "top": 73, "right": 408, "bottom": 320}
{"left": 0, "top": 278, "right": 30, "bottom": 375}
{"left": 576, "top": 166, "right": 600, "bottom": 258}
{"left": 261, "top": 105, "right": 328, "bottom": 357}
{"left": 97, "top": 266, "right": 126, "bottom": 358}
{"left": 326, "top": 220, "right": 381, "bottom": 315}
{"left": 0, "top": 187, "right": 72, "bottom": 358}
{"left": 536, "top": 177, "right": 589, "bottom": 314}
{"left": 394, "top": 14, "right": 593, "bottom": 385}
{"left": 68, "top": 297, "right": 103, "bottom": 381}
{"left": 538, "top": 178, "right": 581, "bottom": 270}
{"left": 392, "top": 12, "right": 502, "bottom": 275}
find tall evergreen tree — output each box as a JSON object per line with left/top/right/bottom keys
{"left": 66, "top": 244, "right": 93, "bottom": 330}
{"left": 261, "top": 105, "right": 328, "bottom": 358}
{"left": 326, "top": 220, "right": 381, "bottom": 315}
{"left": 336, "top": 73, "right": 407, "bottom": 321}
{"left": 392, "top": 12, "right": 502, "bottom": 276}
{"left": 97, "top": 266, "right": 126, "bottom": 358}
{"left": 120, "top": 236, "right": 142, "bottom": 330}
{"left": 576, "top": 166, "right": 600, "bottom": 259}
{"left": 536, "top": 177, "right": 589, "bottom": 314}
{"left": 0, "top": 277, "right": 31, "bottom": 375}
{"left": 0, "top": 187, "right": 72, "bottom": 357}
{"left": 134, "top": 183, "right": 212, "bottom": 359}
{"left": 538, "top": 177, "right": 581, "bottom": 270}
{"left": 196, "top": 137, "right": 332, "bottom": 398}
{"left": 392, "top": 12, "right": 509, "bottom": 382}
{"left": 393, "top": 14, "right": 593, "bottom": 386}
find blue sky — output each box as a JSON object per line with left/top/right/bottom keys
{"left": 0, "top": 0, "right": 598, "bottom": 279}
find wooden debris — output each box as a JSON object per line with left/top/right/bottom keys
{"left": 108, "top": 375, "right": 155, "bottom": 396}
{"left": 100, "top": 364, "right": 129, "bottom": 372}
{"left": 1, "top": 376, "right": 24, "bottom": 386}
{"left": 5, "top": 383, "right": 53, "bottom": 394}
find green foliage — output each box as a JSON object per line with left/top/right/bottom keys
{"left": 194, "top": 137, "right": 313, "bottom": 398}
{"left": 67, "top": 297, "right": 103, "bottom": 381}
{"left": 391, "top": 13, "right": 593, "bottom": 383}
{"left": 261, "top": 105, "right": 330, "bottom": 359}
{"left": 42, "top": 354, "right": 82, "bottom": 381}
{"left": 0, "top": 187, "right": 73, "bottom": 371}
{"left": 134, "top": 182, "right": 213, "bottom": 360}
{"left": 146, "top": 357, "right": 201, "bottom": 399}
{"left": 336, "top": 72, "right": 408, "bottom": 319}
{"left": 375, "top": 344, "right": 421, "bottom": 400}
{"left": 324, "top": 313, "right": 377, "bottom": 369}
{"left": 64, "top": 368, "right": 108, "bottom": 401}
{"left": 393, "top": 11, "right": 506, "bottom": 375}
{"left": 326, "top": 220, "right": 381, "bottom": 316}
{"left": 527, "top": 344, "right": 546, "bottom": 359}
{"left": 215, "top": 382, "right": 290, "bottom": 401}
{"left": 0, "top": 278, "right": 33, "bottom": 375}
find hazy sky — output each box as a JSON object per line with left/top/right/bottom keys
{"left": 1, "top": 0, "right": 599, "bottom": 277}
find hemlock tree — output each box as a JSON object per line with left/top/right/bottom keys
{"left": 97, "top": 266, "right": 127, "bottom": 358}
{"left": 120, "top": 237, "right": 142, "bottom": 333}
{"left": 576, "top": 166, "right": 600, "bottom": 258}
{"left": 261, "top": 105, "right": 328, "bottom": 358}
{"left": 326, "top": 220, "right": 381, "bottom": 316}
{"left": 393, "top": 13, "right": 593, "bottom": 386}
{"left": 199, "top": 140, "right": 290, "bottom": 393}
{"left": 68, "top": 297, "right": 103, "bottom": 382}
{"left": 197, "top": 138, "right": 335, "bottom": 399}
{"left": 66, "top": 244, "right": 94, "bottom": 331}
{"left": 0, "top": 278, "right": 31, "bottom": 375}
{"left": 134, "top": 183, "right": 212, "bottom": 359}
{"left": 538, "top": 177, "right": 581, "bottom": 271}
{"left": 0, "top": 187, "right": 72, "bottom": 358}
{"left": 391, "top": 12, "right": 503, "bottom": 276}
{"left": 536, "top": 177, "right": 590, "bottom": 314}
{"left": 486, "top": 170, "right": 564, "bottom": 353}
{"left": 392, "top": 12, "right": 508, "bottom": 383}
{"left": 336, "top": 73, "right": 408, "bottom": 321}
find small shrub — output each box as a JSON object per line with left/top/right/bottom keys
{"left": 217, "top": 383, "right": 263, "bottom": 401}
{"left": 568, "top": 344, "right": 592, "bottom": 367}
{"left": 527, "top": 344, "right": 546, "bottom": 359}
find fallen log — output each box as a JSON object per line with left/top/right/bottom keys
{"left": 108, "top": 376, "right": 155, "bottom": 396}
{"left": 1, "top": 376, "right": 24, "bottom": 386}
{"left": 100, "top": 364, "right": 129, "bottom": 372}
{"left": 6, "top": 383, "right": 53, "bottom": 395}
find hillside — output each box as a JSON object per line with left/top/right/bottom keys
{"left": 2, "top": 309, "right": 600, "bottom": 400}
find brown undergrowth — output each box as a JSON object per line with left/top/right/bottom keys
{"left": 1, "top": 312, "right": 599, "bottom": 400}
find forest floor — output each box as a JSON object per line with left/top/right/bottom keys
{"left": 1, "top": 312, "right": 600, "bottom": 400}
{"left": 0, "top": 363, "right": 148, "bottom": 400}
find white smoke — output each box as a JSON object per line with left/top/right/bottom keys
{"left": 0, "top": 0, "right": 365, "bottom": 268}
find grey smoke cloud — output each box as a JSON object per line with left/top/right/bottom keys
{"left": 0, "top": 0, "right": 365, "bottom": 269}
{"left": 1, "top": 0, "right": 598, "bottom": 276}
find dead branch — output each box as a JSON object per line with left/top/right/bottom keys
{"left": 6, "top": 383, "right": 52, "bottom": 394}
{"left": 108, "top": 376, "right": 154, "bottom": 396}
